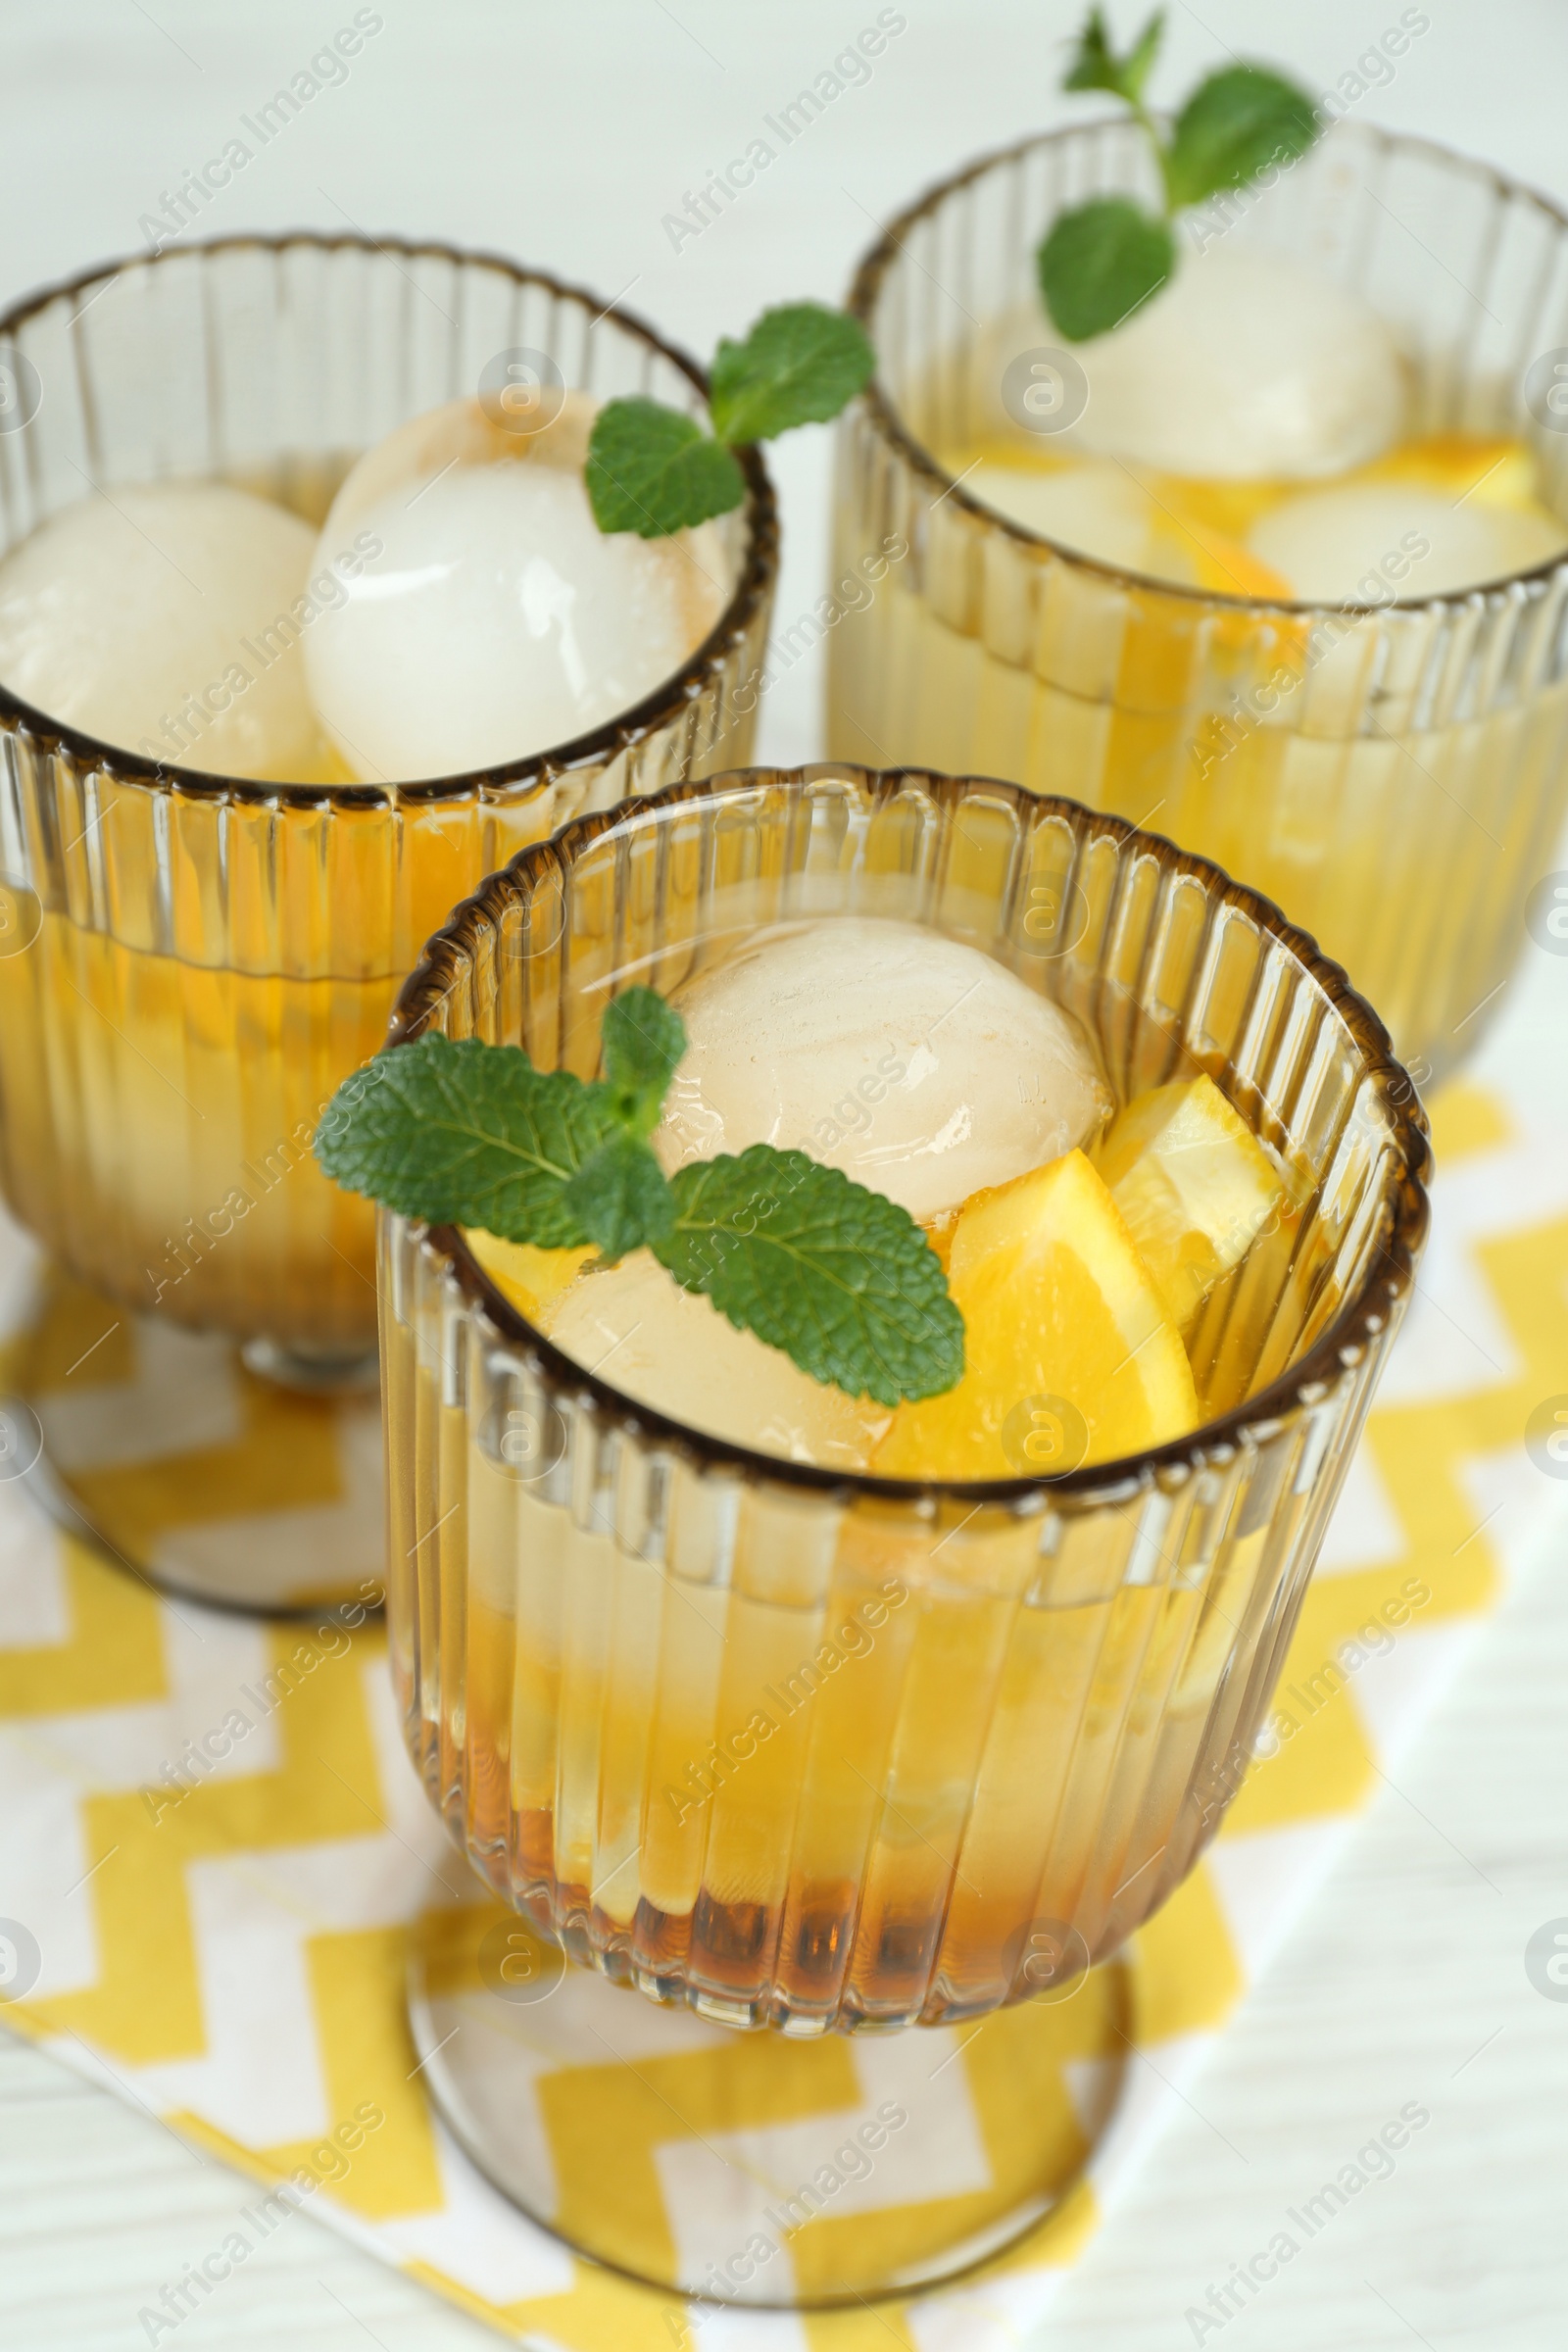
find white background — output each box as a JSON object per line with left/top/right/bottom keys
{"left": 1, "top": 2, "right": 1567, "bottom": 2346}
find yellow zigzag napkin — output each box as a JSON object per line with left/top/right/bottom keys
{"left": 1, "top": 1077, "right": 1564, "bottom": 2350}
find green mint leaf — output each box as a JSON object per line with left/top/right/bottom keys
{"left": 601, "top": 986, "right": 687, "bottom": 1136}
{"left": 315, "top": 1034, "right": 619, "bottom": 1247}
{"left": 318, "top": 999, "right": 970, "bottom": 1409}
{"left": 1164, "top": 65, "right": 1320, "bottom": 209}
{"left": 1038, "top": 196, "right": 1175, "bottom": 342}
{"left": 586, "top": 397, "right": 746, "bottom": 538}
{"left": 562, "top": 1134, "right": 675, "bottom": 1261}
{"left": 1063, "top": 6, "right": 1163, "bottom": 104}
{"left": 708, "top": 303, "right": 875, "bottom": 446}
{"left": 652, "top": 1145, "right": 964, "bottom": 1409}
{"left": 1115, "top": 8, "right": 1163, "bottom": 103}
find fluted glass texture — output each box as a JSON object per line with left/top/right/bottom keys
{"left": 383, "top": 765, "right": 1429, "bottom": 2033}
{"left": 827, "top": 122, "right": 1568, "bottom": 1083}
{"left": 0, "top": 236, "right": 776, "bottom": 1353}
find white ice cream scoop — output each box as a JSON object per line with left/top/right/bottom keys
{"left": 653, "top": 915, "right": 1112, "bottom": 1225}
{"left": 0, "top": 481, "right": 324, "bottom": 779}
{"left": 304, "top": 395, "right": 731, "bottom": 783}
{"left": 546, "top": 1248, "right": 890, "bottom": 1468}
{"left": 980, "top": 245, "right": 1405, "bottom": 482}
{"left": 1073, "top": 247, "right": 1405, "bottom": 478}
{"left": 1250, "top": 480, "right": 1568, "bottom": 602}
{"left": 962, "top": 458, "right": 1159, "bottom": 572}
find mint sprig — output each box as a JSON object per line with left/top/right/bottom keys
{"left": 709, "top": 305, "right": 876, "bottom": 444}
{"left": 661, "top": 1147, "right": 961, "bottom": 1409}
{"left": 1063, "top": 4, "right": 1162, "bottom": 107}
{"left": 1163, "top": 67, "right": 1320, "bottom": 210}
{"left": 316, "top": 985, "right": 963, "bottom": 1408}
{"left": 1040, "top": 197, "right": 1175, "bottom": 347}
{"left": 600, "top": 983, "right": 686, "bottom": 1134}
{"left": 314, "top": 1034, "right": 621, "bottom": 1249}
{"left": 586, "top": 301, "right": 874, "bottom": 539}
{"left": 1041, "top": 10, "right": 1321, "bottom": 342}
{"left": 584, "top": 400, "right": 746, "bottom": 540}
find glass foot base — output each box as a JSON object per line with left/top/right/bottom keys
{"left": 408, "top": 1898, "right": 1130, "bottom": 2309}
{"left": 3, "top": 1262, "right": 384, "bottom": 1616}
{"left": 240, "top": 1334, "right": 382, "bottom": 1396}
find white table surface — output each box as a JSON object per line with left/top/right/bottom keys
{"left": 2, "top": 3, "right": 1567, "bottom": 2344}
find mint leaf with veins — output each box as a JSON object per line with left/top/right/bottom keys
{"left": 585, "top": 399, "right": 746, "bottom": 538}
{"left": 653, "top": 1147, "right": 964, "bottom": 1409}
{"left": 709, "top": 305, "right": 874, "bottom": 445}
{"left": 318, "top": 1004, "right": 965, "bottom": 1404}
{"left": 315, "top": 1033, "right": 618, "bottom": 1249}
{"left": 587, "top": 302, "right": 872, "bottom": 537}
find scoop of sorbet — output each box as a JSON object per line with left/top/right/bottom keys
{"left": 545, "top": 1249, "right": 890, "bottom": 1469}
{"left": 982, "top": 246, "right": 1405, "bottom": 483}
{"left": 0, "top": 482, "right": 324, "bottom": 778}
{"left": 653, "top": 915, "right": 1111, "bottom": 1225}
{"left": 1250, "top": 481, "right": 1568, "bottom": 602}
{"left": 304, "top": 394, "right": 730, "bottom": 783}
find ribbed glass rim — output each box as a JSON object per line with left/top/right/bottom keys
{"left": 389, "top": 764, "right": 1432, "bottom": 1506}
{"left": 846, "top": 118, "right": 1568, "bottom": 617}
{"left": 0, "top": 229, "right": 778, "bottom": 808}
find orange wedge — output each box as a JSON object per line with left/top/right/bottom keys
{"left": 1152, "top": 508, "right": 1295, "bottom": 601}
{"left": 1355, "top": 432, "right": 1541, "bottom": 514}
{"left": 1095, "top": 1074, "right": 1286, "bottom": 1330}
{"left": 874, "top": 1148, "right": 1199, "bottom": 1482}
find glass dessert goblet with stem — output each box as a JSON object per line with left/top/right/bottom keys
{"left": 381, "top": 762, "right": 1428, "bottom": 2308}
{"left": 827, "top": 119, "right": 1568, "bottom": 1086}
{"left": 0, "top": 232, "right": 776, "bottom": 1611}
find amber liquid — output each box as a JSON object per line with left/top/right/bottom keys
{"left": 827, "top": 430, "right": 1568, "bottom": 1079}
{"left": 387, "top": 1098, "right": 1319, "bottom": 2033}
{"left": 0, "top": 457, "right": 727, "bottom": 1354}
{"left": 379, "top": 728, "right": 1397, "bottom": 2033}
{"left": 0, "top": 907, "right": 392, "bottom": 1351}
{"left": 0, "top": 736, "right": 571, "bottom": 1352}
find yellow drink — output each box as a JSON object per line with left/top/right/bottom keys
{"left": 0, "top": 238, "right": 776, "bottom": 1369}
{"left": 381, "top": 765, "right": 1428, "bottom": 2032}
{"left": 0, "top": 764, "right": 596, "bottom": 1351}
{"left": 0, "top": 911, "right": 390, "bottom": 1351}
{"left": 831, "top": 121, "right": 1568, "bottom": 1083}
{"left": 828, "top": 425, "right": 1568, "bottom": 1078}
{"left": 392, "top": 1298, "right": 1298, "bottom": 2027}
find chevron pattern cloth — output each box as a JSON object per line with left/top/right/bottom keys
{"left": 1, "top": 1074, "right": 1564, "bottom": 2350}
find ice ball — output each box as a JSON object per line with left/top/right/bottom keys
{"left": 963, "top": 458, "right": 1158, "bottom": 572}
{"left": 1250, "top": 481, "right": 1568, "bottom": 601}
{"left": 980, "top": 248, "right": 1405, "bottom": 481}
{"left": 654, "top": 915, "right": 1112, "bottom": 1225}
{"left": 0, "top": 482, "right": 324, "bottom": 779}
{"left": 304, "top": 395, "right": 730, "bottom": 783}
{"left": 1075, "top": 250, "right": 1405, "bottom": 479}
{"left": 545, "top": 1249, "right": 889, "bottom": 1468}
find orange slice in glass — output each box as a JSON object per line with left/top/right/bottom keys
{"left": 1096, "top": 1074, "right": 1287, "bottom": 1330}
{"left": 874, "top": 1148, "right": 1198, "bottom": 1482}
